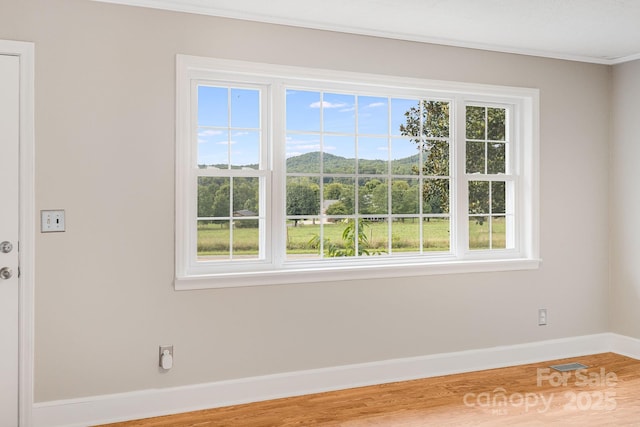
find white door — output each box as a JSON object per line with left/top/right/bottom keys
{"left": 0, "top": 54, "right": 20, "bottom": 426}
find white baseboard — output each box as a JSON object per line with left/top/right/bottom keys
{"left": 32, "top": 332, "right": 640, "bottom": 427}
{"left": 608, "top": 333, "right": 640, "bottom": 358}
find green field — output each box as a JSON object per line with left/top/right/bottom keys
{"left": 197, "top": 217, "right": 506, "bottom": 259}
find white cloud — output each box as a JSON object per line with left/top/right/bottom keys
{"left": 310, "top": 101, "right": 348, "bottom": 109}
{"left": 286, "top": 137, "right": 321, "bottom": 146}
{"left": 366, "top": 102, "right": 386, "bottom": 108}
{"left": 198, "top": 129, "right": 223, "bottom": 137}
{"left": 295, "top": 144, "right": 321, "bottom": 150}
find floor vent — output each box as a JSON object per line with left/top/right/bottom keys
{"left": 550, "top": 362, "right": 588, "bottom": 372}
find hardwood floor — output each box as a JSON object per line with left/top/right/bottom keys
{"left": 100, "top": 353, "right": 640, "bottom": 426}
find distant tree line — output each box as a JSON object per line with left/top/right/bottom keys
{"left": 198, "top": 102, "right": 506, "bottom": 228}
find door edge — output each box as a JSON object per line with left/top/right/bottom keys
{"left": 0, "top": 39, "right": 35, "bottom": 427}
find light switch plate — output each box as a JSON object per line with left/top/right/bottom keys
{"left": 41, "top": 210, "right": 65, "bottom": 232}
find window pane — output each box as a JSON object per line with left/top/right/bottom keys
{"left": 198, "top": 86, "right": 227, "bottom": 127}
{"left": 359, "top": 178, "right": 387, "bottom": 215}
{"left": 232, "top": 220, "right": 259, "bottom": 259}
{"left": 358, "top": 96, "right": 388, "bottom": 135}
{"left": 286, "top": 90, "right": 320, "bottom": 132}
{"left": 286, "top": 177, "right": 320, "bottom": 216}
{"left": 232, "top": 177, "right": 259, "bottom": 216}
{"left": 424, "top": 140, "right": 449, "bottom": 176}
{"left": 469, "top": 217, "right": 490, "bottom": 250}
{"left": 392, "top": 98, "right": 420, "bottom": 137}
{"left": 487, "top": 142, "right": 505, "bottom": 174}
{"left": 230, "top": 88, "right": 260, "bottom": 129}
{"left": 466, "top": 106, "right": 485, "bottom": 139}
{"left": 368, "top": 218, "right": 389, "bottom": 256}
{"left": 392, "top": 219, "right": 420, "bottom": 253}
{"left": 423, "top": 178, "right": 449, "bottom": 214}
{"left": 197, "top": 219, "right": 230, "bottom": 260}
{"left": 491, "top": 181, "right": 506, "bottom": 214}
{"left": 323, "top": 93, "right": 355, "bottom": 134}
{"left": 287, "top": 219, "right": 321, "bottom": 259}
{"left": 469, "top": 181, "right": 490, "bottom": 214}
{"left": 491, "top": 216, "right": 506, "bottom": 249}
{"left": 424, "top": 217, "right": 450, "bottom": 252}
{"left": 424, "top": 101, "right": 450, "bottom": 138}
{"left": 230, "top": 131, "right": 260, "bottom": 169}
{"left": 358, "top": 137, "right": 388, "bottom": 174}
{"left": 324, "top": 178, "right": 355, "bottom": 215}
{"left": 317, "top": 219, "right": 370, "bottom": 258}
{"left": 392, "top": 179, "right": 419, "bottom": 214}
{"left": 198, "top": 128, "right": 228, "bottom": 167}
{"left": 340, "top": 220, "right": 358, "bottom": 257}
{"left": 198, "top": 177, "right": 229, "bottom": 218}
{"left": 198, "top": 177, "right": 230, "bottom": 219}
{"left": 324, "top": 135, "right": 355, "bottom": 173}
{"left": 286, "top": 134, "right": 321, "bottom": 173}
{"left": 466, "top": 141, "right": 485, "bottom": 174}
{"left": 391, "top": 138, "right": 420, "bottom": 175}
{"left": 487, "top": 107, "right": 506, "bottom": 141}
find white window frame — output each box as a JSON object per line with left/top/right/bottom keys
{"left": 176, "top": 55, "right": 540, "bottom": 290}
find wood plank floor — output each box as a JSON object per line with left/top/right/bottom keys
{"left": 100, "top": 353, "right": 640, "bottom": 426}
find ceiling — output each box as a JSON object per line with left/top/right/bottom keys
{"left": 94, "top": 0, "right": 640, "bottom": 64}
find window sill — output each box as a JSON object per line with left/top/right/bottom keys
{"left": 174, "top": 258, "right": 542, "bottom": 290}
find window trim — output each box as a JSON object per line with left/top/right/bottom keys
{"left": 175, "top": 55, "right": 540, "bottom": 290}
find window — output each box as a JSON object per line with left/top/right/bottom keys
{"left": 195, "top": 85, "right": 267, "bottom": 262}
{"left": 465, "top": 105, "right": 513, "bottom": 250}
{"left": 285, "top": 93, "right": 452, "bottom": 259}
{"left": 176, "top": 56, "right": 540, "bottom": 289}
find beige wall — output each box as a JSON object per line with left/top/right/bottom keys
{"left": 1, "top": 0, "right": 611, "bottom": 402}
{"left": 610, "top": 60, "right": 640, "bottom": 338}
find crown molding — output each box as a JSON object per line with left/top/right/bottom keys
{"left": 92, "top": 0, "right": 638, "bottom": 66}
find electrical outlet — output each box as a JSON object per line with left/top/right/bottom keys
{"left": 538, "top": 308, "right": 548, "bottom": 326}
{"left": 159, "top": 345, "right": 173, "bottom": 369}
{"left": 41, "top": 210, "right": 65, "bottom": 232}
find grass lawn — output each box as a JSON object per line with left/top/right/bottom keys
{"left": 197, "top": 217, "right": 505, "bottom": 259}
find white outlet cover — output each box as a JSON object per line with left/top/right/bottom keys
{"left": 41, "top": 210, "right": 65, "bottom": 232}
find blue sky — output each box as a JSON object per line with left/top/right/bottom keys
{"left": 197, "top": 86, "right": 261, "bottom": 167}
{"left": 196, "top": 85, "right": 424, "bottom": 167}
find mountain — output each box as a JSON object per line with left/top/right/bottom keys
{"left": 286, "top": 152, "right": 419, "bottom": 175}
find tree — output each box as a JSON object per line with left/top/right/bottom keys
{"left": 398, "top": 102, "right": 507, "bottom": 220}
{"left": 399, "top": 101, "right": 450, "bottom": 214}
{"left": 324, "top": 180, "right": 355, "bottom": 215}
{"left": 324, "top": 182, "right": 345, "bottom": 200}
{"left": 325, "top": 201, "right": 349, "bottom": 216}
{"left": 286, "top": 183, "right": 319, "bottom": 226}
{"left": 211, "top": 182, "right": 231, "bottom": 227}
{"left": 391, "top": 180, "right": 419, "bottom": 217}
{"left": 197, "top": 177, "right": 216, "bottom": 218}
{"left": 232, "top": 178, "right": 259, "bottom": 214}
{"left": 358, "top": 178, "right": 385, "bottom": 214}
{"left": 466, "top": 107, "right": 507, "bottom": 224}
{"left": 466, "top": 106, "right": 506, "bottom": 174}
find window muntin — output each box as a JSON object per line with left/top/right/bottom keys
{"left": 176, "top": 56, "right": 539, "bottom": 288}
